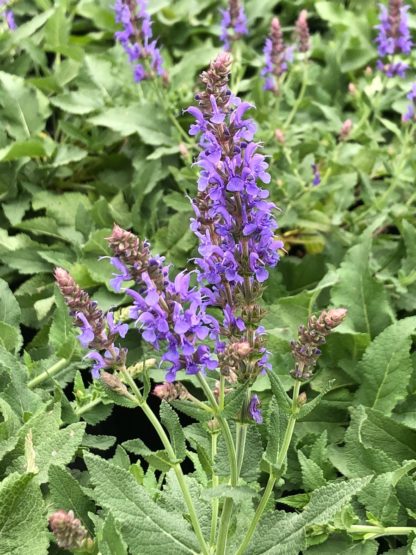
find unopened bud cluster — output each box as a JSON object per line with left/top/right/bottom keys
{"left": 290, "top": 308, "right": 347, "bottom": 381}
{"left": 49, "top": 510, "right": 90, "bottom": 550}
{"left": 153, "top": 382, "right": 190, "bottom": 402}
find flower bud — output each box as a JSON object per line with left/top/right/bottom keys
{"left": 49, "top": 510, "right": 89, "bottom": 550}
{"left": 100, "top": 371, "right": 129, "bottom": 397}
{"left": 153, "top": 382, "right": 190, "bottom": 401}
{"left": 274, "top": 128, "right": 285, "bottom": 144}
{"left": 297, "top": 392, "right": 307, "bottom": 406}
{"left": 348, "top": 83, "right": 357, "bottom": 95}
{"left": 339, "top": 119, "right": 353, "bottom": 141}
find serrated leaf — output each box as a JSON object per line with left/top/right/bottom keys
{"left": 298, "top": 381, "right": 335, "bottom": 419}
{"left": 98, "top": 512, "right": 128, "bottom": 555}
{"left": 222, "top": 383, "right": 250, "bottom": 418}
{"left": 85, "top": 453, "right": 199, "bottom": 554}
{"left": 355, "top": 317, "right": 416, "bottom": 414}
{"left": 0, "top": 278, "right": 20, "bottom": 326}
{"left": 49, "top": 465, "right": 95, "bottom": 533}
{"left": 266, "top": 369, "right": 291, "bottom": 412}
{"left": 0, "top": 472, "right": 48, "bottom": 555}
{"left": 331, "top": 234, "right": 392, "bottom": 337}
{"left": 160, "top": 401, "right": 187, "bottom": 462}
{"left": 202, "top": 484, "right": 258, "bottom": 502}
{"left": 264, "top": 397, "right": 288, "bottom": 468}
{"left": 298, "top": 451, "right": 326, "bottom": 491}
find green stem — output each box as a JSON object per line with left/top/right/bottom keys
{"left": 347, "top": 525, "right": 416, "bottom": 537}
{"left": 75, "top": 398, "right": 102, "bottom": 417}
{"left": 196, "top": 374, "right": 238, "bottom": 555}
{"left": 121, "top": 369, "right": 209, "bottom": 555}
{"left": 210, "top": 431, "right": 220, "bottom": 546}
{"left": 283, "top": 64, "right": 308, "bottom": 130}
{"left": 235, "top": 381, "right": 301, "bottom": 555}
{"left": 235, "top": 423, "right": 248, "bottom": 475}
{"left": 28, "top": 358, "right": 68, "bottom": 389}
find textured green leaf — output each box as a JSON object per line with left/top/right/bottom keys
{"left": 264, "top": 397, "right": 288, "bottom": 468}
{"left": 222, "top": 383, "right": 250, "bottom": 418}
{"left": 98, "top": 512, "right": 128, "bottom": 555}
{"left": 0, "top": 278, "right": 20, "bottom": 326}
{"left": 85, "top": 453, "right": 200, "bottom": 554}
{"left": 48, "top": 465, "right": 94, "bottom": 533}
{"left": 331, "top": 235, "right": 392, "bottom": 337}
{"left": 355, "top": 317, "right": 416, "bottom": 414}
{"left": 159, "top": 401, "right": 187, "bottom": 461}
{"left": 298, "top": 451, "right": 326, "bottom": 491}
{"left": 266, "top": 368, "right": 291, "bottom": 412}
{"left": 0, "top": 473, "right": 48, "bottom": 555}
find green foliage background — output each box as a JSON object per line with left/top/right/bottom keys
{"left": 0, "top": 0, "right": 416, "bottom": 554}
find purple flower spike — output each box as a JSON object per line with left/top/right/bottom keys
{"left": 220, "top": 0, "right": 248, "bottom": 51}
{"left": 262, "top": 17, "right": 291, "bottom": 94}
{"left": 248, "top": 394, "right": 263, "bottom": 423}
{"left": 375, "top": 0, "right": 412, "bottom": 78}
{"left": 114, "top": 0, "right": 167, "bottom": 83}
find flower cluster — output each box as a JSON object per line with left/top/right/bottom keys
{"left": 0, "top": 0, "right": 16, "bottom": 30}
{"left": 295, "top": 10, "right": 310, "bottom": 54}
{"left": 262, "top": 17, "right": 292, "bottom": 92}
{"left": 107, "top": 225, "right": 218, "bottom": 382}
{"left": 290, "top": 308, "right": 347, "bottom": 381}
{"left": 311, "top": 163, "right": 321, "bottom": 186}
{"left": 402, "top": 83, "right": 416, "bottom": 121}
{"left": 114, "top": 0, "right": 165, "bottom": 82}
{"left": 54, "top": 268, "right": 128, "bottom": 378}
{"left": 219, "top": 0, "right": 248, "bottom": 51}
{"left": 49, "top": 510, "right": 91, "bottom": 550}
{"left": 188, "top": 52, "right": 282, "bottom": 382}
{"left": 375, "top": 0, "right": 412, "bottom": 77}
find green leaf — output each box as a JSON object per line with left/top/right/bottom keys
{"left": 159, "top": 401, "right": 187, "bottom": 462}
{"left": 49, "top": 288, "right": 78, "bottom": 359}
{"left": 202, "top": 484, "right": 258, "bottom": 503}
{"left": 298, "top": 381, "right": 335, "bottom": 419}
{"left": 355, "top": 317, "right": 416, "bottom": 414}
{"left": 0, "top": 473, "right": 48, "bottom": 555}
{"left": 48, "top": 465, "right": 95, "bottom": 533}
{"left": 298, "top": 451, "right": 326, "bottom": 491}
{"left": 98, "top": 512, "right": 128, "bottom": 555}
{"left": 0, "top": 278, "right": 20, "bottom": 326}
{"left": 85, "top": 453, "right": 200, "bottom": 554}
{"left": 331, "top": 234, "right": 392, "bottom": 337}
{"left": 0, "top": 322, "right": 23, "bottom": 353}
{"left": 266, "top": 368, "right": 291, "bottom": 412}
{"left": 264, "top": 397, "right": 288, "bottom": 468}
{"left": 223, "top": 383, "right": 250, "bottom": 418}
{"left": 88, "top": 103, "right": 173, "bottom": 146}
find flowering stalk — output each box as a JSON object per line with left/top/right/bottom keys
{"left": 295, "top": 9, "right": 310, "bottom": 54}
{"left": 262, "top": 17, "right": 292, "bottom": 93}
{"left": 107, "top": 225, "right": 218, "bottom": 382}
{"left": 236, "top": 308, "right": 347, "bottom": 555}
{"left": 375, "top": 0, "right": 412, "bottom": 77}
{"left": 54, "top": 268, "right": 128, "bottom": 378}
{"left": 219, "top": 0, "right": 248, "bottom": 51}
{"left": 114, "top": 0, "right": 166, "bottom": 83}
{"left": 189, "top": 53, "right": 282, "bottom": 387}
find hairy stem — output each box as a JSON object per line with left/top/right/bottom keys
{"left": 235, "top": 380, "right": 302, "bottom": 555}
{"left": 28, "top": 358, "right": 68, "bottom": 388}
{"left": 121, "top": 369, "right": 210, "bottom": 555}
{"left": 210, "top": 431, "right": 220, "bottom": 545}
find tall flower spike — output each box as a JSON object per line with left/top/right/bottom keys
{"left": 107, "top": 227, "right": 218, "bottom": 382}
{"left": 188, "top": 53, "right": 283, "bottom": 382}
{"left": 290, "top": 308, "right": 347, "bottom": 381}
{"left": 375, "top": 0, "right": 412, "bottom": 77}
{"left": 54, "top": 268, "right": 127, "bottom": 378}
{"left": 220, "top": 0, "right": 248, "bottom": 51}
{"left": 114, "top": 0, "right": 166, "bottom": 82}
{"left": 262, "top": 17, "right": 292, "bottom": 93}
{"left": 295, "top": 10, "right": 310, "bottom": 54}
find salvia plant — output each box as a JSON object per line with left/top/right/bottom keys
{"left": 1, "top": 1, "right": 416, "bottom": 554}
